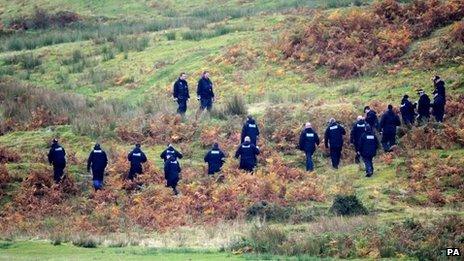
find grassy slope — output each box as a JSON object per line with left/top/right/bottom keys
{"left": 0, "top": 0, "right": 367, "bottom": 20}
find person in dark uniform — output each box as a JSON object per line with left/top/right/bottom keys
{"left": 432, "top": 92, "right": 445, "bottom": 123}
{"left": 204, "top": 143, "right": 226, "bottom": 175}
{"left": 416, "top": 89, "right": 431, "bottom": 124}
{"left": 164, "top": 154, "right": 181, "bottom": 195}
{"left": 241, "top": 115, "right": 260, "bottom": 146}
{"left": 400, "top": 95, "right": 416, "bottom": 126}
{"left": 235, "top": 136, "right": 260, "bottom": 172}
{"left": 173, "top": 72, "right": 190, "bottom": 115}
{"left": 160, "top": 144, "right": 183, "bottom": 162}
{"left": 324, "top": 118, "right": 346, "bottom": 169}
{"left": 127, "top": 144, "right": 147, "bottom": 180}
{"left": 358, "top": 125, "right": 379, "bottom": 177}
{"left": 298, "top": 122, "right": 320, "bottom": 171}
{"left": 87, "top": 143, "right": 108, "bottom": 190}
{"left": 432, "top": 75, "right": 446, "bottom": 99}
{"left": 364, "top": 106, "right": 379, "bottom": 130}
{"left": 379, "top": 105, "right": 401, "bottom": 152}
{"left": 48, "top": 138, "right": 66, "bottom": 183}
{"left": 350, "top": 116, "right": 366, "bottom": 164}
{"left": 197, "top": 71, "right": 215, "bottom": 111}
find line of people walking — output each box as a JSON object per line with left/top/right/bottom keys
{"left": 47, "top": 75, "right": 447, "bottom": 193}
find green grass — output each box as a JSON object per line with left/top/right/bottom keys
{"left": 0, "top": 241, "right": 244, "bottom": 261}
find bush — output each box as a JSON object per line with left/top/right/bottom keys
{"left": 114, "top": 35, "right": 150, "bottom": 52}
{"left": 165, "top": 31, "right": 176, "bottom": 40}
{"left": 338, "top": 85, "right": 359, "bottom": 96}
{"left": 329, "top": 194, "right": 368, "bottom": 216}
{"left": 181, "top": 26, "right": 244, "bottom": 41}
{"left": 0, "top": 147, "right": 21, "bottom": 164}
{"left": 182, "top": 30, "right": 209, "bottom": 41}
{"left": 71, "top": 235, "right": 99, "bottom": 248}
{"left": 246, "top": 201, "right": 292, "bottom": 222}
{"left": 3, "top": 52, "right": 42, "bottom": 70}
{"left": 61, "top": 50, "right": 85, "bottom": 65}
{"left": 84, "top": 68, "right": 115, "bottom": 91}
{"left": 223, "top": 94, "right": 247, "bottom": 116}
{"left": 248, "top": 225, "right": 287, "bottom": 254}
{"left": 0, "top": 165, "right": 10, "bottom": 190}
{"left": 7, "top": 8, "right": 80, "bottom": 31}
{"left": 210, "top": 94, "right": 247, "bottom": 120}
{"left": 101, "top": 45, "right": 115, "bottom": 61}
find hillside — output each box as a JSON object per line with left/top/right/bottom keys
{"left": 0, "top": 0, "right": 463, "bottom": 260}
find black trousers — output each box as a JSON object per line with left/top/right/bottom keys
{"left": 329, "top": 147, "right": 342, "bottom": 169}
{"left": 53, "top": 166, "right": 65, "bottom": 183}
{"left": 381, "top": 133, "right": 396, "bottom": 152}
{"left": 128, "top": 165, "right": 142, "bottom": 180}
{"left": 177, "top": 99, "right": 187, "bottom": 114}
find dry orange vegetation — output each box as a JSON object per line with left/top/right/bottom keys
{"left": 278, "top": 0, "right": 464, "bottom": 78}
{"left": 0, "top": 148, "right": 325, "bottom": 234}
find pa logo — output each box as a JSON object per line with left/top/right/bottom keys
{"left": 445, "top": 248, "right": 461, "bottom": 256}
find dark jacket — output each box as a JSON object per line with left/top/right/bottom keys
{"left": 197, "top": 77, "right": 214, "bottom": 100}
{"left": 380, "top": 109, "right": 401, "bottom": 135}
{"left": 204, "top": 147, "right": 226, "bottom": 174}
{"left": 164, "top": 156, "right": 181, "bottom": 187}
{"left": 235, "top": 141, "right": 260, "bottom": 169}
{"left": 87, "top": 146, "right": 108, "bottom": 180}
{"left": 350, "top": 120, "right": 366, "bottom": 149}
{"left": 358, "top": 129, "right": 379, "bottom": 158}
{"left": 400, "top": 97, "right": 415, "bottom": 122}
{"left": 160, "top": 146, "right": 183, "bottom": 162}
{"left": 128, "top": 147, "right": 147, "bottom": 167}
{"left": 299, "top": 128, "right": 320, "bottom": 154}
{"left": 432, "top": 94, "right": 445, "bottom": 115}
{"left": 48, "top": 143, "right": 66, "bottom": 167}
{"left": 365, "top": 110, "right": 379, "bottom": 129}
{"left": 241, "top": 119, "right": 260, "bottom": 145}
{"left": 417, "top": 94, "right": 431, "bottom": 117}
{"left": 173, "top": 78, "right": 190, "bottom": 100}
{"left": 433, "top": 80, "right": 446, "bottom": 98}
{"left": 324, "top": 123, "right": 346, "bottom": 149}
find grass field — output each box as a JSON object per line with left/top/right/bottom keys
{"left": 0, "top": 241, "right": 242, "bottom": 261}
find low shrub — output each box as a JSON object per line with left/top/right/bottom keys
{"left": 246, "top": 201, "right": 292, "bottom": 222}
{"left": 211, "top": 94, "right": 248, "bottom": 120}
{"left": 114, "top": 35, "right": 150, "bottom": 53}
{"left": 71, "top": 234, "right": 99, "bottom": 248}
{"left": 0, "top": 147, "right": 21, "bottom": 163}
{"left": 248, "top": 225, "right": 287, "bottom": 254}
{"left": 3, "top": 52, "right": 42, "bottom": 70}
{"left": 0, "top": 165, "right": 10, "bottom": 191}
{"left": 101, "top": 45, "right": 114, "bottom": 62}
{"left": 7, "top": 8, "right": 80, "bottom": 31}
{"left": 165, "top": 31, "right": 176, "bottom": 40}
{"left": 329, "top": 194, "right": 368, "bottom": 216}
